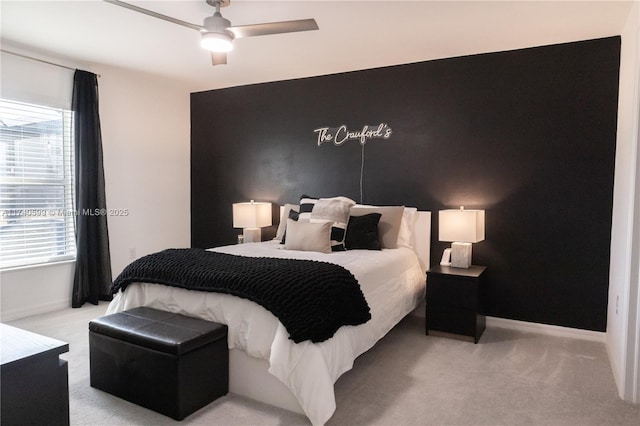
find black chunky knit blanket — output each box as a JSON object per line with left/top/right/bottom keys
{"left": 111, "top": 248, "right": 371, "bottom": 343}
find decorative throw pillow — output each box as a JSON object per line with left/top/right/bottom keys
{"left": 274, "top": 203, "right": 299, "bottom": 241}
{"left": 345, "top": 213, "right": 382, "bottom": 250}
{"left": 283, "top": 219, "right": 332, "bottom": 253}
{"left": 350, "top": 205, "right": 404, "bottom": 249}
{"left": 298, "top": 195, "right": 318, "bottom": 221}
{"left": 309, "top": 196, "right": 356, "bottom": 251}
{"left": 280, "top": 209, "right": 300, "bottom": 244}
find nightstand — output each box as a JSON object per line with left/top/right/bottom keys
{"left": 425, "top": 265, "right": 486, "bottom": 343}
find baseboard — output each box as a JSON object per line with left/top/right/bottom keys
{"left": 0, "top": 299, "right": 70, "bottom": 322}
{"left": 486, "top": 316, "right": 606, "bottom": 343}
{"left": 411, "top": 306, "right": 604, "bottom": 342}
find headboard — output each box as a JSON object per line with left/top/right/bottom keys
{"left": 414, "top": 211, "right": 431, "bottom": 273}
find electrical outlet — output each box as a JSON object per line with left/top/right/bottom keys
{"left": 129, "top": 247, "right": 136, "bottom": 260}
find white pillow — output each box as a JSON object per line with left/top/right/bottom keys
{"left": 283, "top": 219, "right": 332, "bottom": 253}
{"left": 397, "top": 207, "right": 418, "bottom": 249}
{"left": 350, "top": 205, "right": 404, "bottom": 249}
{"left": 274, "top": 204, "right": 299, "bottom": 241}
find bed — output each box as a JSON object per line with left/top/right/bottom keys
{"left": 106, "top": 208, "right": 430, "bottom": 425}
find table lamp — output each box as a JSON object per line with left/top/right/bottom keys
{"left": 439, "top": 207, "right": 485, "bottom": 268}
{"left": 232, "top": 200, "right": 272, "bottom": 243}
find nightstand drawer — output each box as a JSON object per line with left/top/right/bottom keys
{"left": 425, "top": 265, "right": 486, "bottom": 343}
{"left": 427, "top": 276, "right": 478, "bottom": 309}
{"left": 426, "top": 306, "right": 477, "bottom": 336}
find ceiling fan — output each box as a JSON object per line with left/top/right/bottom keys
{"left": 103, "top": 0, "right": 319, "bottom": 66}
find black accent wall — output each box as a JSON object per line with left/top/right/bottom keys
{"left": 191, "top": 37, "right": 621, "bottom": 331}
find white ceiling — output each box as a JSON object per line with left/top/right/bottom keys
{"left": 1, "top": 1, "right": 634, "bottom": 92}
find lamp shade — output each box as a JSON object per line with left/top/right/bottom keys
{"left": 233, "top": 201, "right": 272, "bottom": 229}
{"left": 439, "top": 208, "right": 485, "bottom": 243}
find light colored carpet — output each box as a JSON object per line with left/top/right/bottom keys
{"left": 7, "top": 303, "right": 639, "bottom": 425}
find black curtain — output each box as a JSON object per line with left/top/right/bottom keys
{"left": 72, "top": 70, "right": 112, "bottom": 308}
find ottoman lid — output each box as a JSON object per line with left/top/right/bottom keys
{"left": 89, "top": 307, "right": 227, "bottom": 356}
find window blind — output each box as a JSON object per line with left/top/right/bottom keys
{"left": 0, "top": 99, "right": 76, "bottom": 268}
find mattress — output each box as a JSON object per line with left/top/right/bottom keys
{"left": 107, "top": 240, "right": 426, "bottom": 425}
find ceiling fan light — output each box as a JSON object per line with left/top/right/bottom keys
{"left": 201, "top": 32, "right": 233, "bottom": 52}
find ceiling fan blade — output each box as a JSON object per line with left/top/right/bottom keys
{"left": 211, "top": 52, "right": 228, "bottom": 66}
{"left": 103, "top": 0, "right": 204, "bottom": 32}
{"left": 229, "top": 19, "right": 318, "bottom": 39}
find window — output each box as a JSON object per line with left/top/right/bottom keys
{"left": 0, "top": 99, "right": 75, "bottom": 268}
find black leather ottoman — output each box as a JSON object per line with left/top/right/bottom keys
{"left": 89, "top": 307, "right": 228, "bottom": 420}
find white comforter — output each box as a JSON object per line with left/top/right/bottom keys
{"left": 107, "top": 240, "right": 425, "bottom": 425}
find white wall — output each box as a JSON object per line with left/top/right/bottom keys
{"left": 0, "top": 50, "right": 191, "bottom": 321}
{"left": 607, "top": 0, "right": 640, "bottom": 404}
{"left": 96, "top": 64, "right": 191, "bottom": 277}
{"left": 0, "top": 262, "right": 75, "bottom": 320}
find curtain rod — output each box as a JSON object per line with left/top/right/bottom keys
{"left": 1, "top": 49, "right": 101, "bottom": 77}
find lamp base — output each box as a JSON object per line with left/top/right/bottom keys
{"left": 440, "top": 248, "right": 452, "bottom": 266}
{"left": 243, "top": 228, "right": 261, "bottom": 243}
{"left": 451, "top": 242, "right": 472, "bottom": 268}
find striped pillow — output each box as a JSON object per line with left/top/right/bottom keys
{"left": 298, "top": 195, "right": 317, "bottom": 221}
{"left": 303, "top": 195, "right": 356, "bottom": 251}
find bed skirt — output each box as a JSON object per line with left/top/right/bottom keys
{"left": 229, "top": 348, "right": 304, "bottom": 415}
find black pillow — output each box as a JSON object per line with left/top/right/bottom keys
{"left": 345, "top": 213, "right": 382, "bottom": 250}
{"left": 280, "top": 209, "right": 300, "bottom": 244}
